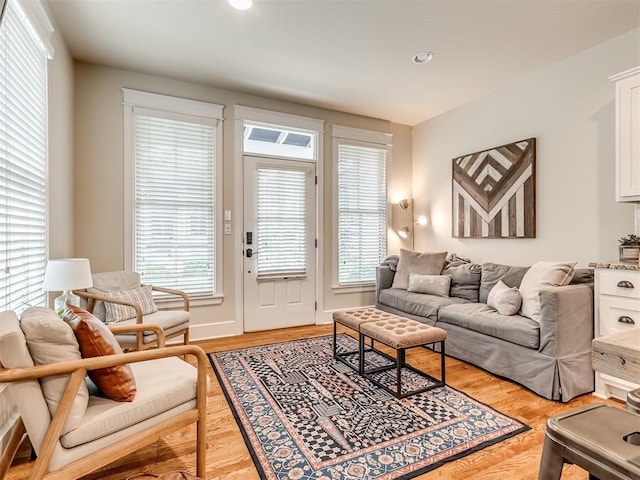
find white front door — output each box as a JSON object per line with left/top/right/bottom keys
{"left": 243, "top": 156, "right": 316, "bottom": 331}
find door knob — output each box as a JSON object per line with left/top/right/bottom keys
{"left": 246, "top": 248, "right": 258, "bottom": 258}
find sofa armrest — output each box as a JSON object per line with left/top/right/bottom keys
{"left": 538, "top": 283, "right": 594, "bottom": 357}
{"left": 376, "top": 265, "right": 395, "bottom": 303}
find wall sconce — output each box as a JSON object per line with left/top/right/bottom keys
{"left": 415, "top": 215, "right": 428, "bottom": 226}
{"left": 397, "top": 226, "right": 411, "bottom": 239}
{"left": 392, "top": 198, "right": 413, "bottom": 246}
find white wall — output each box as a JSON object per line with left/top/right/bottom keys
{"left": 412, "top": 28, "right": 640, "bottom": 267}
{"left": 72, "top": 63, "right": 412, "bottom": 338}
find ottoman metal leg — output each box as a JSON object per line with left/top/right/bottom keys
{"left": 538, "top": 432, "right": 565, "bottom": 480}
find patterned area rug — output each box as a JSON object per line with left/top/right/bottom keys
{"left": 209, "top": 334, "right": 530, "bottom": 480}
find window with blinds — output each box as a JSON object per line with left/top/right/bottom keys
{"left": 337, "top": 142, "right": 388, "bottom": 285}
{"left": 0, "top": 0, "right": 49, "bottom": 312}
{"left": 256, "top": 168, "right": 307, "bottom": 279}
{"left": 133, "top": 112, "right": 217, "bottom": 296}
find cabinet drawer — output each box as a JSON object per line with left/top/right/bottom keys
{"left": 598, "top": 269, "right": 640, "bottom": 299}
{"left": 599, "top": 295, "right": 640, "bottom": 335}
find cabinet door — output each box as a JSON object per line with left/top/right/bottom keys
{"left": 614, "top": 67, "right": 640, "bottom": 201}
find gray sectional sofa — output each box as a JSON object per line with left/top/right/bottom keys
{"left": 375, "top": 255, "right": 595, "bottom": 401}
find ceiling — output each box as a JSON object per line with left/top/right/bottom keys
{"left": 45, "top": 0, "right": 640, "bottom": 126}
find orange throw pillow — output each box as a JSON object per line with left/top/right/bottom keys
{"left": 63, "top": 305, "right": 137, "bottom": 402}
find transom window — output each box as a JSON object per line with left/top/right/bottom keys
{"left": 243, "top": 122, "right": 316, "bottom": 160}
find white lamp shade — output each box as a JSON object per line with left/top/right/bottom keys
{"left": 43, "top": 258, "right": 93, "bottom": 292}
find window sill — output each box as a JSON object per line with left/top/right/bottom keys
{"left": 332, "top": 284, "right": 375, "bottom": 294}
{"left": 154, "top": 294, "right": 224, "bottom": 309}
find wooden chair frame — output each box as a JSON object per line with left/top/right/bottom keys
{"left": 74, "top": 285, "right": 190, "bottom": 351}
{"left": 0, "top": 325, "right": 207, "bottom": 480}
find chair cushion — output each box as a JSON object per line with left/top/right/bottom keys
{"left": 114, "top": 310, "right": 190, "bottom": 344}
{"left": 103, "top": 285, "right": 158, "bottom": 323}
{"left": 63, "top": 305, "right": 137, "bottom": 402}
{"left": 60, "top": 356, "right": 198, "bottom": 448}
{"left": 0, "top": 311, "right": 54, "bottom": 454}
{"left": 438, "top": 303, "right": 540, "bottom": 349}
{"left": 20, "top": 307, "right": 89, "bottom": 435}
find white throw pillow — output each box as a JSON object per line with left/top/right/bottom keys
{"left": 20, "top": 306, "right": 89, "bottom": 435}
{"left": 487, "top": 280, "right": 522, "bottom": 316}
{"left": 519, "top": 261, "right": 576, "bottom": 323}
{"left": 407, "top": 274, "right": 452, "bottom": 297}
{"left": 391, "top": 249, "right": 448, "bottom": 290}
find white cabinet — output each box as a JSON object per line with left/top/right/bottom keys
{"left": 594, "top": 267, "right": 640, "bottom": 399}
{"left": 612, "top": 67, "right": 640, "bottom": 202}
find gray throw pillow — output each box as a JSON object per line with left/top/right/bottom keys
{"left": 487, "top": 280, "right": 522, "bottom": 315}
{"left": 569, "top": 268, "right": 594, "bottom": 285}
{"left": 443, "top": 263, "right": 482, "bottom": 302}
{"left": 407, "top": 274, "right": 451, "bottom": 296}
{"left": 391, "top": 249, "right": 448, "bottom": 290}
{"left": 479, "top": 263, "right": 530, "bottom": 303}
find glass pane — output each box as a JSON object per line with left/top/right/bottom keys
{"left": 134, "top": 114, "right": 216, "bottom": 295}
{"left": 244, "top": 122, "right": 316, "bottom": 161}
{"left": 337, "top": 143, "right": 387, "bottom": 285}
{"left": 256, "top": 168, "right": 307, "bottom": 277}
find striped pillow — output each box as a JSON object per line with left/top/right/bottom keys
{"left": 104, "top": 285, "right": 158, "bottom": 324}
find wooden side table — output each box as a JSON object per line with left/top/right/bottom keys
{"left": 593, "top": 329, "right": 640, "bottom": 386}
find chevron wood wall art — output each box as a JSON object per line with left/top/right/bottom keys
{"left": 452, "top": 138, "right": 536, "bottom": 238}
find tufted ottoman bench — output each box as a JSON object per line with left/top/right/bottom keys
{"left": 332, "top": 308, "right": 394, "bottom": 373}
{"left": 360, "top": 316, "right": 447, "bottom": 398}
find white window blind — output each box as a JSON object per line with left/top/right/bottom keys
{"left": 0, "top": 0, "right": 48, "bottom": 312}
{"left": 337, "top": 142, "right": 387, "bottom": 285}
{"left": 133, "top": 112, "right": 216, "bottom": 296}
{"left": 256, "top": 168, "right": 307, "bottom": 278}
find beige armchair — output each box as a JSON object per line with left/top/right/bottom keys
{"left": 75, "top": 271, "right": 190, "bottom": 351}
{"left": 0, "top": 309, "right": 207, "bottom": 480}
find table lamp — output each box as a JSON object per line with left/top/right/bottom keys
{"left": 43, "top": 258, "right": 93, "bottom": 316}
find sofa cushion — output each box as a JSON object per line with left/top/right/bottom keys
{"left": 378, "top": 288, "right": 468, "bottom": 323}
{"left": 63, "top": 305, "right": 137, "bottom": 402}
{"left": 437, "top": 303, "right": 540, "bottom": 349}
{"left": 479, "top": 263, "right": 530, "bottom": 303}
{"left": 60, "top": 356, "right": 198, "bottom": 448}
{"left": 20, "top": 307, "right": 89, "bottom": 435}
{"left": 407, "top": 274, "right": 451, "bottom": 296}
{"left": 519, "top": 261, "right": 576, "bottom": 323}
{"left": 391, "top": 249, "right": 448, "bottom": 290}
{"left": 442, "top": 263, "right": 482, "bottom": 302}
{"left": 487, "top": 280, "right": 522, "bottom": 316}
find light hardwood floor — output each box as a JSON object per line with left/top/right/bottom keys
{"left": 6, "top": 324, "right": 618, "bottom": 480}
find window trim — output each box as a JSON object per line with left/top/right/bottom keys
{"left": 122, "top": 89, "right": 224, "bottom": 306}
{"left": 332, "top": 125, "right": 392, "bottom": 292}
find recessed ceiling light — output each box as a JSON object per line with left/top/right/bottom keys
{"left": 229, "top": 0, "right": 253, "bottom": 10}
{"left": 412, "top": 51, "right": 434, "bottom": 64}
